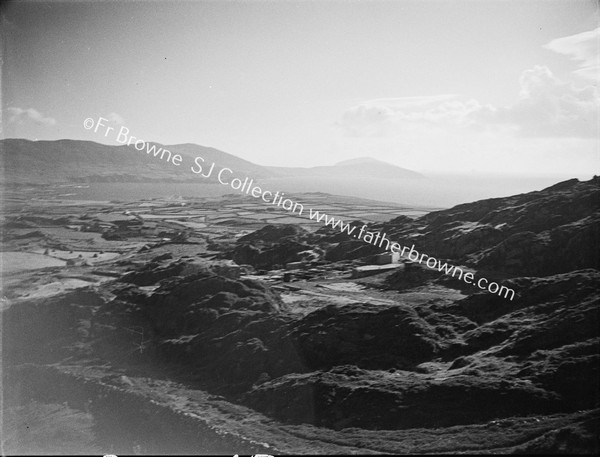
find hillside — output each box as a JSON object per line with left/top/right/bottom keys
{"left": 0, "top": 139, "right": 276, "bottom": 183}
{"left": 2, "top": 176, "right": 599, "bottom": 453}
{"left": 318, "top": 176, "right": 600, "bottom": 278}
{"left": 0, "top": 139, "right": 423, "bottom": 184}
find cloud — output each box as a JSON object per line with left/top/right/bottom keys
{"left": 340, "top": 104, "right": 396, "bottom": 137}
{"left": 340, "top": 97, "right": 481, "bottom": 136}
{"left": 543, "top": 27, "right": 600, "bottom": 82}
{"left": 339, "top": 66, "right": 599, "bottom": 139}
{"left": 472, "top": 66, "right": 599, "bottom": 138}
{"left": 7, "top": 107, "right": 56, "bottom": 126}
{"left": 105, "top": 112, "right": 125, "bottom": 125}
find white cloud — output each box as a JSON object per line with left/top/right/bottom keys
{"left": 472, "top": 66, "right": 599, "bottom": 138}
{"left": 339, "top": 98, "right": 481, "bottom": 137}
{"left": 340, "top": 104, "right": 396, "bottom": 137}
{"left": 7, "top": 107, "right": 56, "bottom": 126}
{"left": 339, "top": 66, "right": 599, "bottom": 139}
{"left": 105, "top": 112, "right": 125, "bottom": 125}
{"left": 543, "top": 27, "right": 600, "bottom": 82}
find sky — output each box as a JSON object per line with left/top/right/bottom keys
{"left": 1, "top": 0, "right": 599, "bottom": 175}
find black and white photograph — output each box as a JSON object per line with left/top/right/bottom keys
{"left": 1, "top": 0, "right": 599, "bottom": 454}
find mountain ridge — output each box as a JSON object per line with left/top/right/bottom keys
{"left": 316, "top": 175, "right": 600, "bottom": 278}
{"left": 0, "top": 138, "right": 424, "bottom": 183}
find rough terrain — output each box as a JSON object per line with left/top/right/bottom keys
{"left": 2, "top": 177, "right": 599, "bottom": 454}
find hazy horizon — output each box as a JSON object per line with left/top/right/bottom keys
{"left": 3, "top": 136, "right": 596, "bottom": 186}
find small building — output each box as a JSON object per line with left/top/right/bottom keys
{"left": 375, "top": 252, "right": 400, "bottom": 265}
{"left": 351, "top": 264, "right": 402, "bottom": 278}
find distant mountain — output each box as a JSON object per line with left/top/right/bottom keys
{"left": 0, "top": 138, "right": 277, "bottom": 183}
{"left": 267, "top": 157, "right": 424, "bottom": 180}
{"left": 0, "top": 139, "right": 424, "bottom": 184}
{"left": 331, "top": 157, "right": 424, "bottom": 179}
{"left": 335, "top": 157, "right": 397, "bottom": 166}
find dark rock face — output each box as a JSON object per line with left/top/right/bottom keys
{"left": 238, "top": 224, "right": 308, "bottom": 243}
{"left": 232, "top": 239, "right": 316, "bottom": 269}
{"left": 315, "top": 219, "right": 365, "bottom": 243}
{"left": 318, "top": 177, "right": 600, "bottom": 276}
{"left": 232, "top": 269, "right": 599, "bottom": 430}
{"left": 157, "top": 310, "right": 304, "bottom": 389}
{"left": 89, "top": 265, "right": 294, "bottom": 389}
{"left": 133, "top": 285, "right": 443, "bottom": 390}
{"left": 324, "top": 240, "right": 378, "bottom": 262}
{"left": 2, "top": 289, "right": 107, "bottom": 364}
{"left": 89, "top": 178, "right": 598, "bottom": 437}
{"left": 474, "top": 213, "right": 600, "bottom": 275}
{"left": 288, "top": 303, "right": 440, "bottom": 370}
{"left": 5, "top": 176, "right": 598, "bottom": 454}
{"left": 449, "top": 269, "right": 600, "bottom": 327}
{"left": 148, "top": 274, "right": 281, "bottom": 313}
{"left": 230, "top": 224, "right": 321, "bottom": 269}
{"left": 120, "top": 259, "right": 241, "bottom": 286}
{"left": 421, "top": 178, "right": 600, "bottom": 276}
{"left": 520, "top": 338, "right": 600, "bottom": 412}
{"left": 242, "top": 367, "right": 562, "bottom": 430}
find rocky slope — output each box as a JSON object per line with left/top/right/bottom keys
{"left": 318, "top": 176, "right": 600, "bottom": 277}
{"left": 5, "top": 256, "right": 597, "bottom": 431}
{"left": 3, "top": 177, "right": 599, "bottom": 453}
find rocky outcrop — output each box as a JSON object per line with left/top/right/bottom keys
{"left": 4, "top": 175, "right": 599, "bottom": 453}
{"left": 238, "top": 224, "right": 309, "bottom": 243}
{"left": 317, "top": 177, "right": 600, "bottom": 276}
{"left": 120, "top": 258, "right": 240, "bottom": 286}
{"left": 418, "top": 177, "right": 600, "bottom": 276}
{"left": 324, "top": 240, "right": 378, "bottom": 262}
{"left": 238, "top": 268, "right": 599, "bottom": 430}
{"left": 230, "top": 224, "right": 321, "bottom": 269}
{"left": 288, "top": 302, "right": 440, "bottom": 371}
{"left": 473, "top": 213, "right": 600, "bottom": 275}
{"left": 232, "top": 239, "right": 317, "bottom": 269}
{"left": 242, "top": 366, "right": 563, "bottom": 430}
